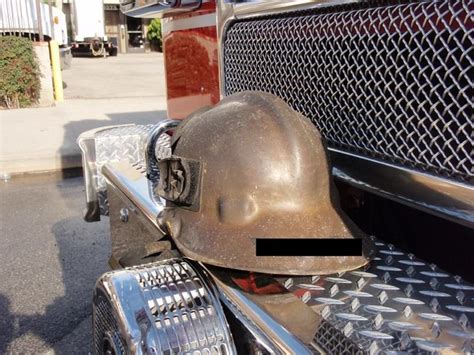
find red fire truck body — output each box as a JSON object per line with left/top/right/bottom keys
{"left": 162, "top": 1, "right": 219, "bottom": 118}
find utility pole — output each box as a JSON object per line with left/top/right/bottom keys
{"left": 35, "top": 0, "right": 44, "bottom": 41}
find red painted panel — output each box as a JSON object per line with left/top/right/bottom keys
{"left": 163, "top": 4, "right": 219, "bottom": 119}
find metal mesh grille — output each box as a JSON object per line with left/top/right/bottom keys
{"left": 94, "top": 291, "right": 125, "bottom": 354}
{"left": 224, "top": 0, "right": 473, "bottom": 183}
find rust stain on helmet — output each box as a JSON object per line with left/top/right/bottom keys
{"left": 157, "top": 91, "right": 376, "bottom": 275}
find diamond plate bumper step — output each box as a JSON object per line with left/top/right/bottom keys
{"left": 274, "top": 236, "right": 474, "bottom": 354}
{"left": 78, "top": 123, "right": 172, "bottom": 221}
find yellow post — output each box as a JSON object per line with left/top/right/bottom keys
{"left": 49, "top": 40, "right": 64, "bottom": 102}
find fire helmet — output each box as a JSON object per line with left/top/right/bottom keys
{"left": 157, "top": 91, "right": 375, "bottom": 275}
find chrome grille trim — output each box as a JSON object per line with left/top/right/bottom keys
{"left": 223, "top": 0, "right": 473, "bottom": 183}
{"left": 331, "top": 150, "right": 474, "bottom": 227}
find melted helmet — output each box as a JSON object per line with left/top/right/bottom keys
{"left": 157, "top": 91, "right": 375, "bottom": 275}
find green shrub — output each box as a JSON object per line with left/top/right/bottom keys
{"left": 0, "top": 36, "right": 41, "bottom": 109}
{"left": 147, "top": 19, "right": 162, "bottom": 52}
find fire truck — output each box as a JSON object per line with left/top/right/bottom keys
{"left": 78, "top": 0, "right": 473, "bottom": 353}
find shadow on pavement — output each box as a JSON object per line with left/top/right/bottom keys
{"left": 0, "top": 215, "right": 109, "bottom": 353}
{"left": 0, "top": 295, "right": 14, "bottom": 354}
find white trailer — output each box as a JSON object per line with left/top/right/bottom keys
{"left": 70, "top": 0, "right": 117, "bottom": 57}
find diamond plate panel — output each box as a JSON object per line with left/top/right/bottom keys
{"left": 94, "top": 124, "right": 157, "bottom": 215}
{"left": 224, "top": 0, "right": 474, "bottom": 183}
{"left": 89, "top": 124, "right": 173, "bottom": 216}
{"left": 276, "top": 237, "right": 474, "bottom": 354}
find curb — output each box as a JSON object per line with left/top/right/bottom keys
{"left": 0, "top": 153, "right": 82, "bottom": 177}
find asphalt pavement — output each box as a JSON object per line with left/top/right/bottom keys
{"left": 0, "top": 173, "right": 108, "bottom": 353}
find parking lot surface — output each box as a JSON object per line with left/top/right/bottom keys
{"left": 62, "top": 53, "right": 166, "bottom": 100}
{"left": 0, "top": 173, "right": 108, "bottom": 353}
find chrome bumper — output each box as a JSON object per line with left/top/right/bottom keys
{"left": 99, "top": 160, "right": 474, "bottom": 354}
{"left": 77, "top": 124, "right": 154, "bottom": 221}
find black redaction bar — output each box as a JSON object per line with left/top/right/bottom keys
{"left": 256, "top": 238, "right": 362, "bottom": 256}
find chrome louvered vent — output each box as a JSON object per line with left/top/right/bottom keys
{"left": 132, "top": 261, "right": 233, "bottom": 353}
{"left": 93, "top": 259, "right": 236, "bottom": 354}
{"left": 223, "top": 0, "right": 473, "bottom": 183}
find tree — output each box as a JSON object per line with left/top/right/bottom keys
{"left": 147, "top": 19, "right": 162, "bottom": 52}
